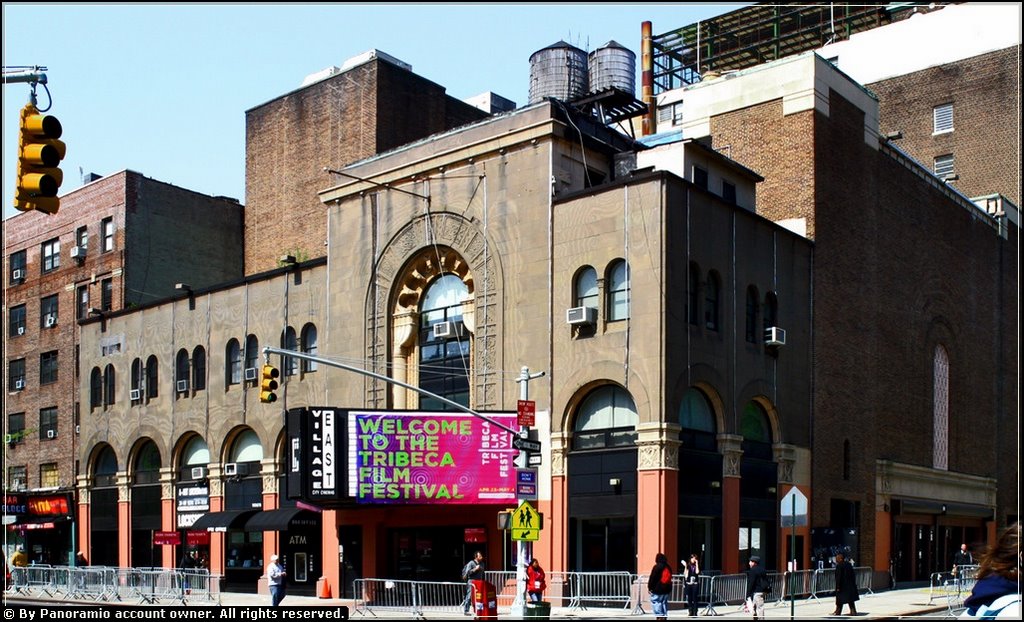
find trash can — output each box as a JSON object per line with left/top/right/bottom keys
{"left": 471, "top": 580, "right": 498, "bottom": 619}
{"left": 525, "top": 601, "right": 551, "bottom": 619}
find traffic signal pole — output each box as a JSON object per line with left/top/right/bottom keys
{"left": 512, "top": 366, "right": 545, "bottom": 618}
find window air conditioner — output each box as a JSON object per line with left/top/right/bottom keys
{"left": 44, "top": 314, "right": 57, "bottom": 327}
{"left": 566, "top": 306, "right": 597, "bottom": 326}
{"left": 70, "top": 246, "right": 82, "bottom": 258}
{"left": 130, "top": 388, "right": 142, "bottom": 401}
{"left": 244, "top": 367, "right": 258, "bottom": 382}
{"left": 47, "top": 429, "right": 57, "bottom": 439}
{"left": 14, "top": 379, "right": 25, "bottom": 390}
{"left": 191, "top": 466, "right": 208, "bottom": 480}
{"left": 432, "top": 321, "right": 462, "bottom": 340}
{"left": 176, "top": 379, "right": 189, "bottom": 393}
{"left": 764, "top": 327, "right": 787, "bottom": 346}
{"left": 12, "top": 269, "right": 24, "bottom": 281}
{"left": 224, "top": 463, "right": 248, "bottom": 477}
{"left": 3, "top": 434, "right": 12, "bottom": 443}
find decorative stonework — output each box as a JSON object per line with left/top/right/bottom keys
{"left": 160, "top": 467, "right": 176, "bottom": 499}
{"left": 116, "top": 472, "right": 130, "bottom": 503}
{"left": 207, "top": 466, "right": 223, "bottom": 498}
{"left": 636, "top": 423, "right": 682, "bottom": 470}
{"left": 551, "top": 433, "right": 570, "bottom": 477}
{"left": 772, "top": 444, "right": 796, "bottom": 484}
{"left": 718, "top": 434, "right": 744, "bottom": 478}
{"left": 77, "top": 475, "right": 90, "bottom": 505}
{"left": 262, "top": 459, "right": 279, "bottom": 494}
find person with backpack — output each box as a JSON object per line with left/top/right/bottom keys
{"left": 745, "top": 555, "right": 770, "bottom": 620}
{"left": 648, "top": 552, "right": 674, "bottom": 621}
{"left": 460, "top": 551, "right": 485, "bottom": 615}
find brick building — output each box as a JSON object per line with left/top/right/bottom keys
{"left": 3, "top": 170, "right": 243, "bottom": 564}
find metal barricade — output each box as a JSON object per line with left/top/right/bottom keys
{"left": 568, "top": 571, "right": 634, "bottom": 610}
{"left": 855, "top": 566, "right": 875, "bottom": 596}
{"left": 775, "top": 569, "right": 816, "bottom": 605}
{"left": 812, "top": 567, "right": 836, "bottom": 601}
{"left": 352, "top": 578, "right": 426, "bottom": 617}
{"left": 703, "top": 573, "right": 749, "bottom": 615}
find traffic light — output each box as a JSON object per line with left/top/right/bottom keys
{"left": 15, "top": 103, "right": 66, "bottom": 214}
{"left": 259, "top": 364, "right": 280, "bottom": 403}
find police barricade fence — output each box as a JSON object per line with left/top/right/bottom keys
{"left": 929, "top": 564, "right": 979, "bottom": 605}
{"left": 810, "top": 566, "right": 874, "bottom": 602}
{"left": 481, "top": 570, "right": 571, "bottom": 608}
{"left": 568, "top": 571, "right": 634, "bottom": 610}
{"left": 353, "top": 577, "right": 464, "bottom": 618}
{"left": 632, "top": 573, "right": 710, "bottom": 615}
{"left": 773, "top": 569, "right": 816, "bottom": 605}
{"left": 3, "top": 565, "right": 219, "bottom": 605}
{"left": 701, "top": 572, "right": 784, "bottom": 616}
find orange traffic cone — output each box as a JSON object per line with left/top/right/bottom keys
{"left": 318, "top": 577, "right": 331, "bottom": 599}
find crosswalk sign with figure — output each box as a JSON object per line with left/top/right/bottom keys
{"left": 510, "top": 500, "right": 540, "bottom": 541}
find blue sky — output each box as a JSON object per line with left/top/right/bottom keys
{"left": 2, "top": 3, "right": 747, "bottom": 221}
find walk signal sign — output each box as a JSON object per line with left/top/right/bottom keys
{"left": 260, "top": 364, "right": 280, "bottom": 403}
{"left": 15, "top": 104, "right": 65, "bottom": 214}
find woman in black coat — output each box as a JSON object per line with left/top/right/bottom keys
{"left": 833, "top": 552, "right": 859, "bottom": 615}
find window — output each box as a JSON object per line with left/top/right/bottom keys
{"left": 176, "top": 349, "right": 190, "bottom": 396}
{"left": 40, "top": 350, "right": 59, "bottom": 385}
{"left": 40, "top": 463, "right": 59, "bottom": 488}
{"left": 9, "top": 358, "right": 26, "bottom": 390}
{"left": 687, "top": 263, "right": 700, "bottom": 325}
{"left": 679, "top": 388, "right": 717, "bottom": 451}
{"left": 9, "top": 465, "right": 28, "bottom": 490}
{"left": 192, "top": 346, "right": 206, "bottom": 391}
{"left": 301, "top": 324, "right": 318, "bottom": 373}
{"left": 42, "top": 238, "right": 61, "bottom": 273}
{"left": 933, "top": 103, "right": 953, "bottom": 134}
{"left": 90, "top": 368, "right": 103, "bottom": 409}
{"left": 77, "top": 285, "right": 90, "bottom": 320}
{"left": 745, "top": 286, "right": 760, "bottom": 343}
{"left": 607, "top": 260, "right": 630, "bottom": 321}
{"left": 692, "top": 166, "right": 708, "bottom": 190}
{"left": 722, "top": 180, "right": 737, "bottom": 204}
{"left": 104, "top": 364, "right": 116, "bottom": 406}
{"left": 40, "top": 294, "right": 58, "bottom": 328}
{"left": 76, "top": 226, "right": 89, "bottom": 253}
{"left": 146, "top": 355, "right": 159, "bottom": 399}
{"left": 933, "top": 345, "right": 949, "bottom": 470}
{"left": 102, "top": 217, "right": 115, "bottom": 252}
{"left": 281, "top": 327, "right": 298, "bottom": 377}
{"left": 740, "top": 401, "right": 773, "bottom": 460}
{"left": 130, "top": 358, "right": 143, "bottom": 403}
{"left": 101, "top": 278, "right": 113, "bottom": 311}
{"left": 934, "top": 154, "right": 955, "bottom": 179}
{"left": 705, "top": 272, "right": 720, "bottom": 331}
{"left": 763, "top": 292, "right": 778, "bottom": 335}
{"left": 226, "top": 339, "right": 242, "bottom": 386}
{"left": 40, "top": 407, "right": 58, "bottom": 440}
{"left": 244, "top": 335, "right": 259, "bottom": 376}
{"left": 573, "top": 385, "right": 638, "bottom": 450}
{"left": 418, "top": 275, "right": 470, "bottom": 410}
{"left": 9, "top": 250, "right": 26, "bottom": 284}
{"left": 10, "top": 305, "right": 28, "bottom": 338}
{"left": 7, "top": 413, "right": 26, "bottom": 444}
{"left": 574, "top": 266, "right": 598, "bottom": 310}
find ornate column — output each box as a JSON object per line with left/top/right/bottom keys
{"left": 206, "top": 464, "right": 225, "bottom": 574}
{"left": 636, "top": 423, "right": 681, "bottom": 571}
{"left": 718, "top": 434, "right": 744, "bottom": 574}
{"left": 160, "top": 467, "right": 176, "bottom": 569}
{"left": 117, "top": 471, "right": 131, "bottom": 568}
{"left": 548, "top": 432, "right": 571, "bottom": 572}
{"left": 391, "top": 311, "right": 418, "bottom": 408}
{"left": 76, "top": 474, "right": 91, "bottom": 564}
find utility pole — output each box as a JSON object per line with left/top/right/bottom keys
{"left": 511, "top": 366, "right": 545, "bottom": 618}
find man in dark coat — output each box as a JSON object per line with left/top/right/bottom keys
{"left": 833, "top": 552, "right": 859, "bottom": 615}
{"left": 745, "top": 556, "right": 769, "bottom": 619}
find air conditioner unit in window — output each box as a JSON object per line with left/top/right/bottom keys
{"left": 764, "top": 327, "right": 787, "bottom": 346}
{"left": 44, "top": 314, "right": 57, "bottom": 327}
{"left": 432, "top": 320, "right": 462, "bottom": 339}
{"left": 191, "top": 466, "right": 208, "bottom": 480}
{"left": 176, "top": 379, "right": 189, "bottom": 393}
{"left": 244, "top": 367, "right": 258, "bottom": 382}
{"left": 12, "top": 269, "right": 24, "bottom": 281}
{"left": 3, "top": 434, "right": 12, "bottom": 443}
{"left": 566, "top": 306, "right": 597, "bottom": 326}
{"left": 70, "top": 246, "right": 82, "bottom": 258}
{"left": 14, "top": 379, "right": 25, "bottom": 390}
{"left": 47, "top": 429, "right": 57, "bottom": 439}
{"left": 130, "top": 388, "right": 142, "bottom": 401}
{"left": 224, "top": 463, "right": 248, "bottom": 477}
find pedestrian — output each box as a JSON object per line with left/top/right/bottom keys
{"left": 745, "top": 555, "right": 769, "bottom": 620}
{"left": 460, "top": 550, "right": 485, "bottom": 615}
{"left": 647, "top": 553, "right": 673, "bottom": 621}
{"left": 75, "top": 551, "right": 88, "bottom": 566}
{"left": 953, "top": 542, "right": 974, "bottom": 576}
{"left": 11, "top": 546, "right": 28, "bottom": 568}
{"left": 526, "top": 558, "right": 546, "bottom": 603}
{"left": 683, "top": 552, "right": 701, "bottom": 617}
{"left": 267, "top": 553, "right": 287, "bottom": 606}
{"left": 833, "top": 551, "right": 859, "bottom": 615}
{"left": 960, "top": 522, "right": 1020, "bottom": 619}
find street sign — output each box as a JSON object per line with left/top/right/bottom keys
{"left": 510, "top": 500, "right": 541, "bottom": 541}
{"left": 512, "top": 437, "right": 541, "bottom": 452}
{"left": 517, "top": 399, "right": 536, "bottom": 426}
{"left": 527, "top": 454, "right": 542, "bottom": 467}
{"left": 781, "top": 487, "right": 808, "bottom": 527}
{"left": 516, "top": 483, "right": 537, "bottom": 498}
{"left": 517, "top": 470, "right": 537, "bottom": 484}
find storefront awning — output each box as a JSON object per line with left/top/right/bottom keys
{"left": 244, "top": 508, "right": 319, "bottom": 532}
{"left": 190, "top": 510, "right": 259, "bottom": 532}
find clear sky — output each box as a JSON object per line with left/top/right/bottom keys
{"left": 2, "top": 3, "right": 748, "bottom": 221}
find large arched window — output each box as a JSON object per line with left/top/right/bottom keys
{"left": 175, "top": 349, "right": 190, "bottom": 396}
{"left": 226, "top": 339, "right": 242, "bottom": 386}
{"left": 146, "top": 355, "right": 159, "bottom": 399}
{"left": 103, "top": 364, "right": 116, "bottom": 406}
{"left": 131, "top": 441, "right": 163, "bottom": 567}
{"left": 679, "top": 388, "right": 717, "bottom": 451}
{"left": 90, "top": 367, "right": 103, "bottom": 409}
{"left": 180, "top": 436, "right": 210, "bottom": 481}
{"left": 281, "top": 327, "right": 298, "bottom": 377}
{"left": 745, "top": 286, "right": 760, "bottom": 343}
{"left": 574, "top": 266, "right": 598, "bottom": 310}
{"left": 688, "top": 262, "right": 701, "bottom": 325}
{"left": 573, "top": 385, "right": 638, "bottom": 449}
{"left": 192, "top": 346, "right": 206, "bottom": 391}
{"left": 301, "top": 324, "right": 318, "bottom": 373}
{"left": 419, "top": 275, "right": 470, "bottom": 410}
{"left": 607, "top": 260, "right": 630, "bottom": 322}
{"left": 740, "top": 401, "right": 772, "bottom": 458}
{"left": 933, "top": 345, "right": 949, "bottom": 470}
{"left": 705, "top": 271, "right": 720, "bottom": 331}
{"left": 244, "top": 335, "right": 259, "bottom": 377}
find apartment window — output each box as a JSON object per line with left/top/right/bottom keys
{"left": 176, "top": 349, "right": 190, "bottom": 396}
{"left": 102, "top": 217, "right": 115, "bottom": 252}
{"left": 933, "top": 103, "right": 953, "bottom": 134}
{"left": 763, "top": 292, "right": 779, "bottom": 335}
{"left": 76, "top": 226, "right": 89, "bottom": 253}
{"left": 226, "top": 339, "right": 242, "bottom": 386}
{"left": 8, "top": 413, "right": 26, "bottom": 445}
{"left": 281, "top": 327, "right": 298, "bottom": 377}
{"left": 722, "top": 180, "right": 737, "bottom": 204}
{"left": 40, "top": 350, "right": 59, "bottom": 385}
{"left": 77, "top": 285, "right": 90, "bottom": 320}
{"left": 40, "top": 294, "right": 59, "bottom": 328}
{"left": 693, "top": 166, "right": 708, "bottom": 190}
{"left": 9, "top": 250, "right": 26, "bottom": 284}
{"left": 192, "top": 346, "right": 206, "bottom": 391}
{"left": 244, "top": 335, "right": 259, "bottom": 377}
{"left": 658, "top": 102, "right": 683, "bottom": 125}
{"left": 574, "top": 266, "right": 599, "bottom": 310}
{"left": 40, "top": 463, "right": 59, "bottom": 488}
{"left": 101, "top": 278, "right": 113, "bottom": 311}
{"left": 705, "top": 272, "right": 720, "bottom": 331}
{"left": 8, "top": 465, "right": 27, "bottom": 490}
{"left": 39, "top": 407, "right": 58, "bottom": 440}
{"left": 607, "top": 260, "right": 630, "bottom": 322}
{"left": 745, "top": 286, "right": 760, "bottom": 343}
{"left": 9, "top": 358, "right": 26, "bottom": 391}
{"left": 104, "top": 364, "right": 116, "bottom": 405}
{"left": 146, "top": 355, "right": 159, "bottom": 399}
{"left": 90, "top": 368, "right": 103, "bottom": 409}
{"left": 9, "top": 304, "right": 27, "bottom": 337}
{"left": 42, "top": 238, "right": 61, "bottom": 273}
{"left": 687, "top": 263, "right": 700, "bottom": 326}
{"left": 301, "top": 324, "right": 318, "bottom": 373}
{"left": 131, "top": 358, "right": 144, "bottom": 403}
{"left": 934, "top": 154, "right": 955, "bottom": 179}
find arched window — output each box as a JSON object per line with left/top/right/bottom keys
{"left": 679, "top": 388, "right": 717, "bottom": 451}
{"left": 688, "top": 262, "right": 701, "bottom": 325}
{"left": 301, "top": 324, "right": 318, "bottom": 373}
{"left": 281, "top": 327, "right": 298, "bottom": 377}
{"left": 230, "top": 429, "right": 265, "bottom": 463}
{"left": 90, "top": 367, "right": 103, "bottom": 409}
{"left": 175, "top": 349, "right": 190, "bottom": 395}
{"left": 180, "top": 436, "right": 211, "bottom": 481}
{"left": 740, "top": 401, "right": 772, "bottom": 459}
{"left": 130, "top": 358, "right": 143, "bottom": 403}
{"left": 244, "top": 335, "right": 259, "bottom": 376}
{"left": 574, "top": 266, "right": 598, "bottom": 310}
{"left": 607, "top": 260, "right": 630, "bottom": 321}
{"left": 933, "top": 345, "right": 949, "bottom": 470}
{"left": 146, "top": 355, "right": 159, "bottom": 399}
{"left": 134, "top": 442, "right": 161, "bottom": 485}
{"left": 103, "top": 364, "right": 116, "bottom": 406}
{"left": 94, "top": 446, "right": 118, "bottom": 487}
{"left": 705, "top": 271, "right": 720, "bottom": 331}
{"left": 763, "top": 292, "right": 778, "bottom": 333}
{"left": 573, "top": 385, "right": 638, "bottom": 450}
{"left": 192, "top": 346, "right": 206, "bottom": 391}
{"left": 745, "top": 286, "right": 760, "bottom": 343}
{"left": 419, "top": 275, "right": 470, "bottom": 410}
{"left": 226, "top": 339, "right": 241, "bottom": 386}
